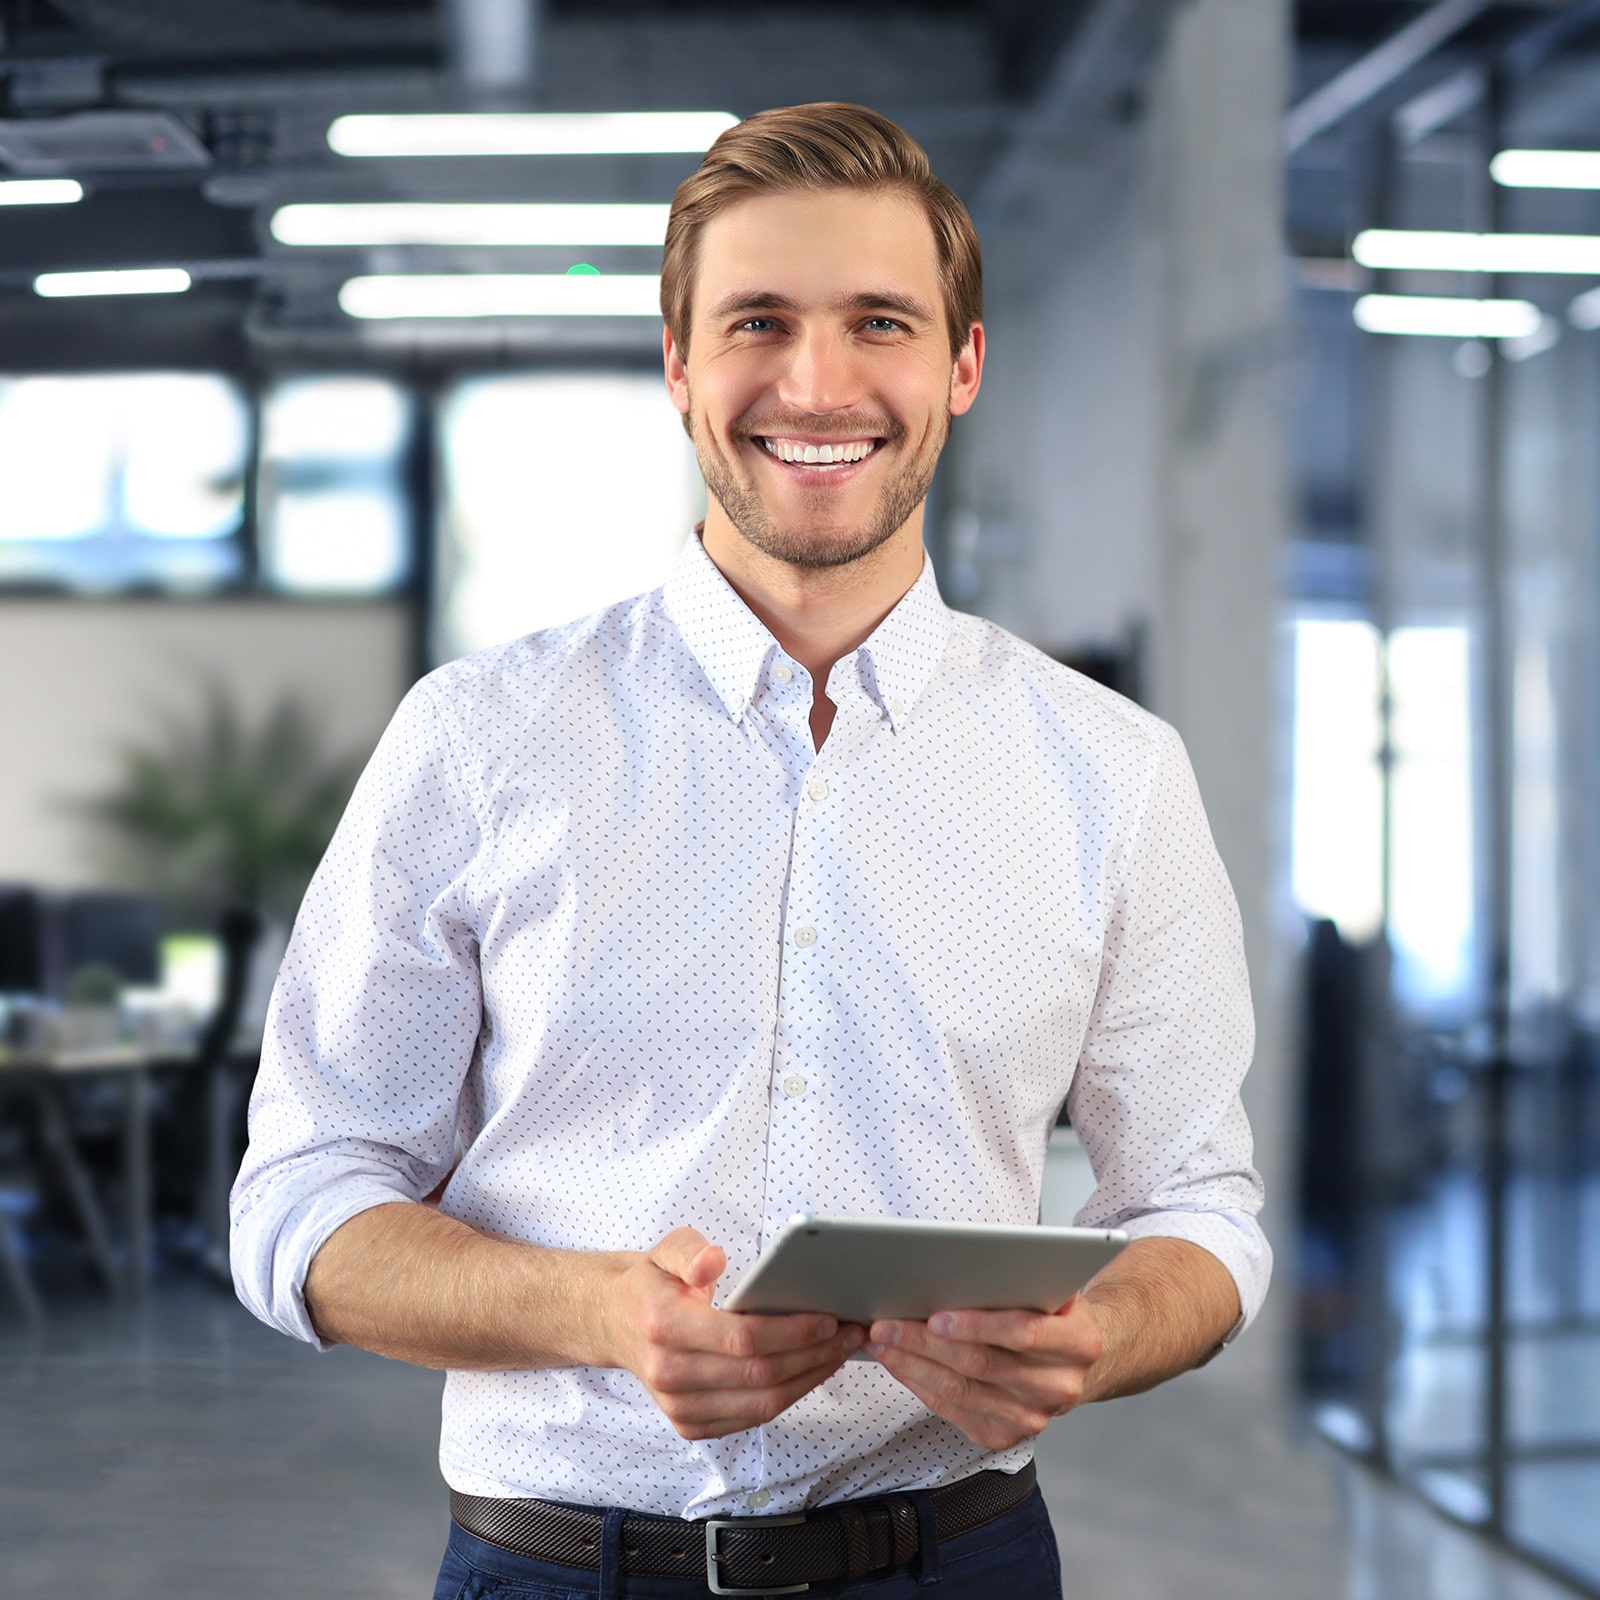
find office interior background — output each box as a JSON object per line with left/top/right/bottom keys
{"left": 2, "top": 0, "right": 1599, "bottom": 1595}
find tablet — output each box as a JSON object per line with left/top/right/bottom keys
{"left": 723, "top": 1214, "right": 1127, "bottom": 1326}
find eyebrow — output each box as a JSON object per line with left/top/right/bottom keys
{"left": 706, "top": 288, "right": 938, "bottom": 325}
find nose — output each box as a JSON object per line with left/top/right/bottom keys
{"left": 776, "top": 324, "right": 864, "bottom": 416}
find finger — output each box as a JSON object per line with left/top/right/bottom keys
{"left": 653, "top": 1324, "right": 865, "bottom": 1395}
{"left": 922, "top": 1305, "right": 1100, "bottom": 1361}
{"left": 865, "top": 1343, "right": 1052, "bottom": 1449}
{"left": 865, "top": 1325, "right": 1085, "bottom": 1412}
{"left": 647, "top": 1297, "right": 841, "bottom": 1360}
{"left": 661, "top": 1349, "right": 859, "bottom": 1439}
{"left": 647, "top": 1227, "right": 724, "bottom": 1292}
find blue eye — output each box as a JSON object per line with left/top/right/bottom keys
{"left": 864, "top": 318, "right": 903, "bottom": 333}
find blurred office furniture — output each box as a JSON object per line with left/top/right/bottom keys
{"left": 0, "top": 887, "right": 47, "bottom": 996}
{"left": 192, "top": 905, "right": 263, "bottom": 1280}
{"left": 0, "top": 1135, "right": 44, "bottom": 1329}
{"left": 58, "top": 892, "right": 162, "bottom": 990}
{"left": 1055, "top": 642, "right": 1144, "bottom": 710}
{"left": 0, "top": 886, "right": 163, "bottom": 1000}
{"left": 0, "top": 1041, "right": 126, "bottom": 1306}
{"left": 1297, "top": 918, "right": 1361, "bottom": 1396}
{"left": 0, "top": 900, "right": 265, "bottom": 1305}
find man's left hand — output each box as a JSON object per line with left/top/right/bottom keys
{"left": 863, "top": 1297, "right": 1103, "bottom": 1450}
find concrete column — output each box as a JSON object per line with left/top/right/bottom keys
{"left": 1147, "top": 0, "right": 1295, "bottom": 1393}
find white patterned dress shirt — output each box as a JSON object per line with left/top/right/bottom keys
{"left": 232, "top": 533, "right": 1268, "bottom": 1518}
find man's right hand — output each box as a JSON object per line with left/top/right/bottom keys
{"left": 602, "top": 1226, "right": 864, "bottom": 1440}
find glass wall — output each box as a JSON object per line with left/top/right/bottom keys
{"left": 1290, "top": 43, "right": 1600, "bottom": 1596}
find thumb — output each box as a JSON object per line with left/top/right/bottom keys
{"left": 647, "top": 1226, "right": 726, "bottom": 1292}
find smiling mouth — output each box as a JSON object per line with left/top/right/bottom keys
{"left": 756, "top": 435, "right": 882, "bottom": 468}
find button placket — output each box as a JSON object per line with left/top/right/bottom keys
{"left": 768, "top": 744, "right": 824, "bottom": 1232}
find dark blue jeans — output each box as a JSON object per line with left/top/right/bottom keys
{"left": 432, "top": 1487, "right": 1062, "bottom": 1599}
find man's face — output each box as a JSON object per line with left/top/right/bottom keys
{"left": 664, "top": 187, "right": 983, "bottom": 570}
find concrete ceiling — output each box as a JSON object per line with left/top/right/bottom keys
{"left": 0, "top": 0, "right": 1123, "bottom": 366}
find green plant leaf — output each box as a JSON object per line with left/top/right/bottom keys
{"left": 73, "top": 683, "right": 364, "bottom": 922}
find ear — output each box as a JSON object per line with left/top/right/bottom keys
{"left": 664, "top": 324, "right": 691, "bottom": 417}
{"left": 948, "top": 322, "right": 985, "bottom": 417}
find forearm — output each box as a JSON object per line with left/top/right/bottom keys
{"left": 1078, "top": 1235, "right": 1241, "bottom": 1403}
{"left": 304, "top": 1206, "right": 859, "bottom": 1438}
{"left": 303, "top": 1200, "right": 626, "bottom": 1371}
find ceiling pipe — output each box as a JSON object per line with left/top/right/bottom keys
{"left": 444, "top": 0, "right": 542, "bottom": 98}
{"left": 974, "top": 0, "right": 1180, "bottom": 226}
{"left": 1284, "top": 0, "right": 1494, "bottom": 155}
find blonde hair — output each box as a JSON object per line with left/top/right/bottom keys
{"left": 661, "top": 102, "right": 983, "bottom": 358}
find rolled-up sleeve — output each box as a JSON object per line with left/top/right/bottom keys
{"left": 230, "top": 680, "right": 484, "bottom": 1347}
{"left": 1067, "top": 722, "right": 1271, "bottom": 1339}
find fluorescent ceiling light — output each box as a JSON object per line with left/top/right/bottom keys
{"left": 328, "top": 112, "right": 738, "bottom": 158}
{"left": 0, "top": 178, "right": 84, "bottom": 205}
{"left": 339, "top": 272, "right": 661, "bottom": 318}
{"left": 33, "top": 267, "right": 192, "bottom": 298}
{"left": 271, "top": 202, "right": 671, "bottom": 248}
{"left": 1491, "top": 149, "right": 1600, "bottom": 189}
{"left": 1353, "top": 228, "right": 1600, "bottom": 275}
{"left": 1353, "top": 294, "right": 1540, "bottom": 338}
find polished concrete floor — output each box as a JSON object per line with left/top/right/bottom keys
{"left": 0, "top": 1278, "right": 1588, "bottom": 1600}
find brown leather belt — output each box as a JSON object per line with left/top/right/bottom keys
{"left": 450, "top": 1459, "right": 1036, "bottom": 1595}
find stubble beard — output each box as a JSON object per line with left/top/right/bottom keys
{"left": 689, "top": 403, "right": 949, "bottom": 571}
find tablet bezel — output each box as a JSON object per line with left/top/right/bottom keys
{"left": 721, "top": 1214, "right": 1128, "bottom": 1326}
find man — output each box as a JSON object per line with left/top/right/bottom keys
{"left": 232, "top": 103, "right": 1267, "bottom": 1599}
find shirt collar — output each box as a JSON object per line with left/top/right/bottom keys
{"left": 662, "top": 532, "right": 951, "bottom": 728}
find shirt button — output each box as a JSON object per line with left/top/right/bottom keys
{"left": 806, "top": 777, "right": 829, "bottom": 801}
{"left": 783, "top": 1075, "right": 807, "bottom": 1098}
{"left": 774, "top": 663, "right": 794, "bottom": 684}
{"left": 746, "top": 1489, "right": 771, "bottom": 1510}
{"left": 793, "top": 925, "right": 817, "bottom": 947}
{"left": 891, "top": 699, "right": 906, "bottom": 717}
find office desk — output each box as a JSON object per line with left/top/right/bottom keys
{"left": 0, "top": 1039, "right": 254, "bottom": 1305}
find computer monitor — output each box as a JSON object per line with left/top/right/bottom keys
{"left": 58, "top": 892, "right": 163, "bottom": 989}
{"left": 0, "top": 886, "right": 46, "bottom": 994}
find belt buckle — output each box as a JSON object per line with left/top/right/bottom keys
{"left": 704, "top": 1514, "right": 809, "bottom": 1595}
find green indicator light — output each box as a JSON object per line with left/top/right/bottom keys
{"left": 566, "top": 262, "right": 601, "bottom": 275}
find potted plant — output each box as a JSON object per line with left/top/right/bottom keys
{"left": 76, "top": 684, "right": 363, "bottom": 1031}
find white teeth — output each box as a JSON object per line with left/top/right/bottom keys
{"left": 762, "top": 438, "right": 876, "bottom": 465}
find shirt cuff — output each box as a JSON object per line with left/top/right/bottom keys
{"left": 1113, "top": 1208, "right": 1270, "bottom": 1348}
{"left": 232, "top": 1180, "right": 420, "bottom": 1351}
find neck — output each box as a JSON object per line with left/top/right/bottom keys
{"left": 699, "top": 505, "right": 926, "bottom": 690}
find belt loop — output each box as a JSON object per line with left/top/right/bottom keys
{"left": 888, "top": 1495, "right": 918, "bottom": 1567}
{"left": 597, "top": 1506, "right": 626, "bottom": 1600}
{"left": 838, "top": 1502, "right": 872, "bottom": 1581}
{"left": 909, "top": 1490, "right": 942, "bottom": 1587}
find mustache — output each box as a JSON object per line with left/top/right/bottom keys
{"left": 736, "top": 412, "right": 905, "bottom": 444}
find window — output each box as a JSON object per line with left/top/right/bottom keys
{"left": 0, "top": 373, "right": 249, "bottom": 591}
{"left": 257, "top": 376, "right": 413, "bottom": 595}
{"left": 434, "top": 371, "right": 703, "bottom": 662}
